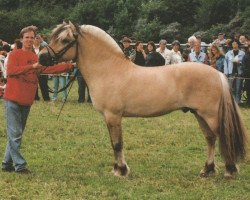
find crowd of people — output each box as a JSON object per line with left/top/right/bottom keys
{"left": 120, "top": 33, "right": 250, "bottom": 106}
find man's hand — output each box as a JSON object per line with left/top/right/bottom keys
{"left": 32, "top": 62, "right": 43, "bottom": 69}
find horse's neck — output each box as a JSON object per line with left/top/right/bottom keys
{"left": 78, "top": 29, "right": 129, "bottom": 77}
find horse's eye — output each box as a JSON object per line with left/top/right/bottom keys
{"left": 62, "top": 39, "right": 70, "bottom": 44}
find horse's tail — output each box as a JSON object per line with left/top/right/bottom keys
{"left": 218, "top": 72, "right": 248, "bottom": 164}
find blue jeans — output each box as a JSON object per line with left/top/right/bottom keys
{"left": 52, "top": 76, "right": 67, "bottom": 100}
{"left": 2, "top": 100, "right": 30, "bottom": 171}
{"left": 228, "top": 75, "right": 243, "bottom": 104}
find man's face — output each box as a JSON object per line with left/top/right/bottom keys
{"left": 218, "top": 34, "right": 224, "bottom": 40}
{"left": 159, "top": 43, "right": 166, "bottom": 50}
{"left": 232, "top": 41, "right": 239, "bottom": 49}
{"left": 21, "top": 31, "right": 35, "bottom": 50}
{"left": 123, "top": 41, "right": 130, "bottom": 49}
{"left": 194, "top": 42, "right": 201, "bottom": 53}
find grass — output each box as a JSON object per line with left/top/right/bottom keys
{"left": 0, "top": 84, "right": 249, "bottom": 199}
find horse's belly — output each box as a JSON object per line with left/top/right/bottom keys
{"left": 123, "top": 101, "right": 178, "bottom": 117}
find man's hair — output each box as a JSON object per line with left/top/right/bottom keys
{"left": 19, "top": 25, "right": 38, "bottom": 38}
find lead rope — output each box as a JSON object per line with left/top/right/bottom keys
{"left": 56, "top": 71, "right": 77, "bottom": 120}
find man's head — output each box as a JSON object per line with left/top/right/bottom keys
{"left": 122, "top": 37, "right": 132, "bottom": 49}
{"left": 218, "top": 33, "right": 225, "bottom": 41}
{"left": 19, "top": 26, "right": 37, "bottom": 50}
{"left": 159, "top": 39, "right": 167, "bottom": 50}
{"left": 194, "top": 41, "right": 201, "bottom": 53}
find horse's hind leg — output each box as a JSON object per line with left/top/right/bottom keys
{"left": 104, "top": 112, "right": 129, "bottom": 176}
{"left": 195, "top": 114, "right": 218, "bottom": 177}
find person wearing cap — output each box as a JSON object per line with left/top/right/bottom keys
{"left": 156, "top": 39, "right": 172, "bottom": 65}
{"left": 170, "top": 40, "right": 183, "bottom": 64}
{"left": 224, "top": 39, "right": 245, "bottom": 104}
{"left": 121, "top": 36, "right": 136, "bottom": 62}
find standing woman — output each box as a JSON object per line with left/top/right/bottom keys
{"left": 208, "top": 44, "right": 225, "bottom": 72}
{"left": 145, "top": 41, "right": 165, "bottom": 67}
{"left": 170, "top": 40, "right": 183, "bottom": 64}
{"left": 133, "top": 41, "right": 146, "bottom": 66}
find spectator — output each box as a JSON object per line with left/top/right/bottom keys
{"left": 196, "top": 35, "right": 207, "bottom": 53}
{"left": 2, "top": 25, "right": 74, "bottom": 173}
{"left": 11, "top": 39, "right": 22, "bottom": 50}
{"left": 121, "top": 36, "right": 136, "bottom": 61}
{"left": 182, "top": 35, "right": 197, "bottom": 61}
{"left": 208, "top": 44, "right": 225, "bottom": 72}
{"left": 156, "top": 39, "right": 171, "bottom": 65}
{"left": 145, "top": 41, "right": 165, "bottom": 67}
{"left": 216, "top": 33, "right": 227, "bottom": 46}
{"left": 133, "top": 41, "right": 146, "bottom": 66}
{"left": 242, "top": 45, "right": 250, "bottom": 106}
{"left": 224, "top": 39, "right": 232, "bottom": 53}
{"left": 224, "top": 39, "right": 245, "bottom": 104}
{"left": 51, "top": 73, "right": 68, "bottom": 102}
{"left": 76, "top": 69, "right": 91, "bottom": 103}
{"left": 170, "top": 40, "right": 183, "bottom": 64}
{"left": 33, "top": 34, "right": 50, "bottom": 101}
{"left": 188, "top": 41, "right": 208, "bottom": 64}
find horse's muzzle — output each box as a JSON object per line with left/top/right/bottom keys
{"left": 39, "top": 52, "right": 55, "bottom": 67}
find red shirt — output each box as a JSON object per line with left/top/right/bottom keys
{"left": 4, "top": 49, "right": 73, "bottom": 106}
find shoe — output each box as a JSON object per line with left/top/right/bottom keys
{"left": 15, "top": 168, "right": 31, "bottom": 174}
{"left": 2, "top": 166, "right": 15, "bottom": 172}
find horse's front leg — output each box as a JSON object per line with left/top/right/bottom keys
{"left": 105, "top": 113, "right": 129, "bottom": 176}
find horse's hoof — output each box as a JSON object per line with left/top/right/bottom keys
{"left": 113, "top": 163, "right": 130, "bottom": 177}
{"left": 200, "top": 168, "right": 218, "bottom": 178}
{"left": 200, "top": 162, "right": 218, "bottom": 178}
{"left": 224, "top": 164, "right": 239, "bottom": 179}
{"left": 224, "top": 172, "right": 235, "bottom": 179}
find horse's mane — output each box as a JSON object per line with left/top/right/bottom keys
{"left": 81, "top": 25, "right": 124, "bottom": 57}
{"left": 50, "top": 23, "right": 76, "bottom": 42}
{"left": 50, "top": 23, "right": 125, "bottom": 58}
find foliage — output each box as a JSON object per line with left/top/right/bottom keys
{"left": 0, "top": 86, "right": 249, "bottom": 199}
{"left": 0, "top": 0, "right": 249, "bottom": 43}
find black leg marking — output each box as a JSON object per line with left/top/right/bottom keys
{"left": 226, "top": 164, "right": 237, "bottom": 174}
{"left": 113, "top": 143, "right": 122, "bottom": 152}
{"left": 114, "top": 163, "right": 128, "bottom": 176}
{"left": 205, "top": 162, "right": 215, "bottom": 173}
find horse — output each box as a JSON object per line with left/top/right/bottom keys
{"left": 39, "top": 21, "right": 248, "bottom": 179}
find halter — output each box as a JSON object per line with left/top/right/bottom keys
{"left": 45, "top": 32, "right": 79, "bottom": 65}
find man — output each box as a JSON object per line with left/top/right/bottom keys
{"left": 156, "top": 39, "right": 171, "bottom": 65}
{"left": 121, "top": 36, "right": 136, "bottom": 61}
{"left": 2, "top": 25, "right": 74, "bottom": 173}
{"left": 224, "top": 39, "right": 245, "bottom": 104}
{"left": 33, "top": 34, "right": 50, "bottom": 101}
{"left": 188, "top": 41, "right": 208, "bottom": 64}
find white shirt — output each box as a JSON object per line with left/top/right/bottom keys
{"left": 156, "top": 47, "right": 172, "bottom": 65}
{"left": 170, "top": 49, "right": 183, "bottom": 64}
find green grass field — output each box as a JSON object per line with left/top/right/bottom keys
{"left": 0, "top": 85, "right": 249, "bottom": 199}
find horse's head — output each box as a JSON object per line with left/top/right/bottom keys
{"left": 39, "top": 21, "right": 80, "bottom": 66}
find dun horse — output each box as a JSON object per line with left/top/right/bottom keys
{"left": 39, "top": 22, "right": 248, "bottom": 178}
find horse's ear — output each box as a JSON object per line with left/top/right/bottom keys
{"left": 69, "top": 21, "right": 76, "bottom": 31}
